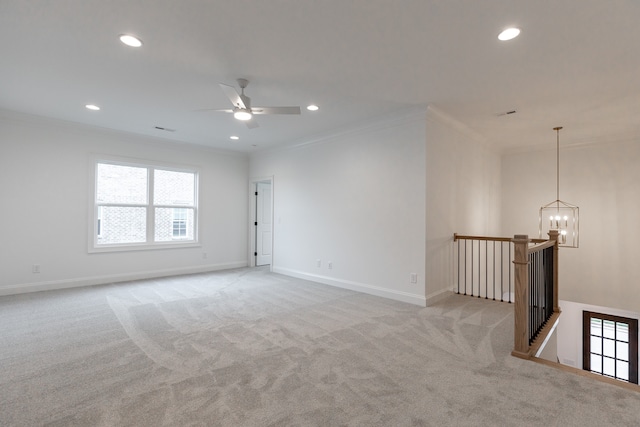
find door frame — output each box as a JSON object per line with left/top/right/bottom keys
{"left": 248, "top": 176, "right": 274, "bottom": 270}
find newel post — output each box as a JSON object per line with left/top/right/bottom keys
{"left": 512, "top": 234, "right": 530, "bottom": 359}
{"left": 548, "top": 229, "right": 560, "bottom": 313}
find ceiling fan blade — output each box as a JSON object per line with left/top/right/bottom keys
{"left": 194, "top": 108, "right": 233, "bottom": 113}
{"left": 219, "top": 83, "right": 246, "bottom": 109}
{"left": 251, "top": 106, "right": 301, "bottom": 115}
{"left": 245, "top": 119, "right": 259, "bottom": 129}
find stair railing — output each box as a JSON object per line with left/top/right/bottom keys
{"left": 512, "top": 230, "right": 560, "bottom": 359}
{"left": 453, "top": 231, "right": 560, "bottom": 359}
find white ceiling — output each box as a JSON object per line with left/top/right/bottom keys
{"left": 1, "top": 0, "right": 640, "bottom": 153}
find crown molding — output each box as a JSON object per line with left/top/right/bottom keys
{"left": 0, "top": 108, "right": 248, "bottom": 159}
{"left": 250, "top": 106, "right": 428, "bottom": 159}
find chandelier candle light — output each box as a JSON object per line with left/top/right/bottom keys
{"left": 539, "top": 127, "right": 579, "bottom": 247}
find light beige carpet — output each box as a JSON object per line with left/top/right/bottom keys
{"left": 1, "top": 267, "right": 639, "bottom": 426}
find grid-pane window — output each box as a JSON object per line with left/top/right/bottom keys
{"left": 153, "top": 207, "right": 194, "bottom": 241}
{"left": 93, "top": 160, "right": 198, "bottom": 250}
{"left": 583, "top": 311, "right": 638, "bottom": 384}
{"left": 173, "top": 208, "right": 187, "bottom": 237}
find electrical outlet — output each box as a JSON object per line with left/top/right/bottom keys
{"left": 328, "top": 261, "right": 333, "bottom": 269}
{"left": 32, "top": 264, "right": 40, "bottom": 274}
{"left": 316, "top": 259, "right": 321, "bottom": 268}
{"left": 410, "top": 273, "right": 417, "bottom": 283}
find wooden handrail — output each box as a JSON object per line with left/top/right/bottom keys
{"left": 453, "top": 233, "right": 512, "bottom": 242}
{"left": 528, "top": 239, "right": 556, "bottom": 253}
{"left": 453, "top": 233, "right": 546, "bottom": 244}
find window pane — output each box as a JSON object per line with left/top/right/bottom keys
{"left": 590, "top": 318, "right": 602, "bottom": 337}
{"left": 97, "top": 163, "right": 147, "bottom": 204}
{"left": 617, "top": 360, "right": 629, "bottom": 381}
{"left": 617, "top": 322, "right": 629, "bottom": 342}
{"left": 603, "top": 320, "right": 616, "bottom": 339}
{"left": 603, "top": 357, "right": 615, "bottom": 377}
{"left": 154, "top": 169, "right": 195, "bottom": 206}
{"left": 603, "top": 338, "right": 615, "bottom": 358}
{"left": 617, "top": 341, "right": 629, "bottom": 361}
{"left": 590, "top": 336, "right": 602, "bottom": 355}
{"left": 155, "top": 208, "right": 194, "bottom": 241}
{"left": 96, "top": 206, "right": 146, "bottom": 244}
{"left": 591, "top": 354, "right": 602, "bottom": 373}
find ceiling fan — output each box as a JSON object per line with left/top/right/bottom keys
{"left": 214, "top": 78, "right": 301, "bottom": 128}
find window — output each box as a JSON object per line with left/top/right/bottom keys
{"left": 172, "top": 208, "right": 187, "bottom": 238}
{"left": 583, "top": 311, "right": 638, "bottom": 384}
{"left": 91, "top": 159, "right": 198, "bottom": 251}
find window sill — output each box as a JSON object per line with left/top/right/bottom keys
{"left": 89, "top": 241, "right": 201, "bottom": 254}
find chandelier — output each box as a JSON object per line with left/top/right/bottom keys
{"left": 539, "top": 127, "right": 579, "bottom": 248}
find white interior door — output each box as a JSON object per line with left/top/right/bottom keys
{"left": 256, "top": 181, "right": 272, "bottom": 266}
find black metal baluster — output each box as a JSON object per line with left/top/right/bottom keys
{"left": 509, "top": 242, "right": 512, "bottom": 303}
{"left": 500, "top": 242, "right": 504, "bottom": 302}
{"left": 464, "top": 239, "right": 467, "bottom": 295}
{"left": 537, "top": 251, "right": 540, "bottom": 337}
{"left": 456, "top": 238, "right": 460, "bottom": 294}
{"left": 547, "top": 247, "right": 553, "bottom": 320}
{"left": 533, "top": 251, "right": 538, "bottom": 342}
{"left": 535, "top": 252, "right": 539, "bottom": 339}
{"left": 528, "top": 252, "right": 532, "bottom": 342}
{"left": 471, "top": 239, "right": 474, "bottom": 296}
{"left": 531, "top": 252, "right": 540, "bottom": 340}
{"left": 477, "top": 240, "right": 481, "bottom": 298}
{"left": 492, "top": 241, "right": 496, "bottom": 300}
{"left": 485, "top": 240, "right": 488, "bottom": 299}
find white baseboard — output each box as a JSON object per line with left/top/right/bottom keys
{"left": 425, "top": 288, "right": 453, "bottom": 306}
{"left": 273, "top": 267, "right": 426, "bottom": 306}
{"left": 0, "top": 261, "right": 248, "bottom": 296}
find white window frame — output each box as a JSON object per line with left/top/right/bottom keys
{"left": 89, "top": 156, "right": 200, "bottom": 253}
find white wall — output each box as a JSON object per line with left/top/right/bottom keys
{"left": 501, "top": 138, "right": 640, "bottom": 312}
{"left": 425, "top": 107, "right": 501, "bottom": 301}
{"left": 249, "top": 111, "right": 427, "bottom": 305}
{"left": 0, "top": 111, "right": 249, "bottom": 294}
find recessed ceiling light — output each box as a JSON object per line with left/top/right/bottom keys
{"left": 230, "top": 136, "right": 239, "bottom": 140}
{"left": 307, "top": 104, "right": 319, "bottom": 111}
{"left": 498, "top": 27, "right": 520, "bottom": 41}
{"left": 119, "top": 34, "right": 143, "bottom": 47}
{"left": 85, "top": 104, "right": 100, "bottom": 111}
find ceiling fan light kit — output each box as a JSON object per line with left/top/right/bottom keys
{"left": 233, "top": 109, "right": 252, "bottom": 121}
{"left": 215, "top": 78, "right": 301, "bottom": 129}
